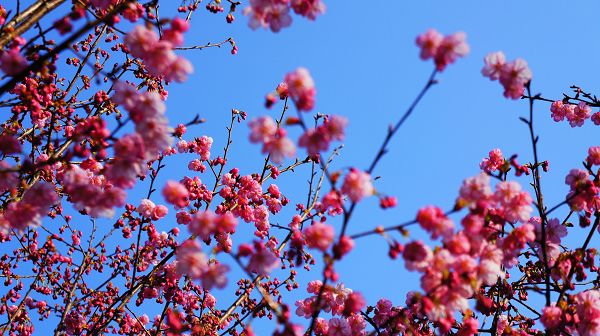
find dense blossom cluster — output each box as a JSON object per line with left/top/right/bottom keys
{"left": 245, "top": 0, "right": 326, "bottom": 32}
{"left": 416, "top": 29, "right": 469, "bottom": 71}
{"left": 550, "top": 100, "right": 599, "bottom": 127}
{"left": 124, "top": 18, "right": 193, "bottom": 82}
{"left": 1, "top": 1, "right": 599, "bottom": 335}
{"left": 482, "top": 51, "right": 532, "bottom": 99}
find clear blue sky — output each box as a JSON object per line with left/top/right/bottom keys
{"left": 11, "top": 0, "right": 600, "bottom": 334}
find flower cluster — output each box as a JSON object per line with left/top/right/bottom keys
{"left": 295, "top": 282, "right": 367, "bottom": 335}
{"left": 175, "top": 240, "right": 229, "bottom": 290}
{"left": 248, "top": 116, "right": 296, "bottom": 163}
{"left": 416, "top": 29, "right": 469, "bottom": 71}
{"left": 550, "top": 100, "right": 596, "bottom": 127}
{"left": 394, "top": 174, "right": 537, "bottom": 332}
{"left": 0, "top": 47, "right": 27, "bottom": 76}
{"left": 283, "top": 67, "right": 317, "bottom": 112}
{"left": 480, "top": 148, "right": 505, "bottom": 173}
{"left": 482, "top": 51, "right": 532, "bottom": 99}
{"left": 111, "top": 82, "right": 172, "bottom": 161}
{"left": 244, "top": 0, "right": 326, "bottom": 32}
{"left": 0, "top": 182, "right": 58, "bottom": 232}
{"left": 340, "top": 168, "right": 374, "bottom": 203}
{"left": 299, "top": 115, "right": 348, "bottom": 155}
{"left": 565, "top": 168, "right": 599, "bottom": 213}
{"left": 124, "top": 19, "right": 193, "bottom": 82}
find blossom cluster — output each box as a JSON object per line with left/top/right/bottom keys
{"left": 416, "top": 28, "right": 469, "bottom": 71}
{"left": 244, "top": 0, "right": 326, "bottom": 32}
{"left": 248, "top": 116, "right": 296, "bottom": 163}
{"left": 550, "top": 100, "right": 600, "bottom": 127}
{"left": 124, "top": 18, "right": 193, "bottom": 82}
{"left": 482, "top": 51, "right": 532, "bottom": 99}
{"left": 2, "top": 3, "right": 600, "bottom": 334}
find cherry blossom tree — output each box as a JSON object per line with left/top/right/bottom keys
{"left": 0, "top": 1, "right": 598, "bottom": 336}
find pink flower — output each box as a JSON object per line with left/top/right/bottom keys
{"left": 124, "top": 25, "right": 159, "bottom": 58}
{"left": 565, "top": 169, "right": 599, "bottom": 212}
{"left": 416, "top": 29, "right": 443, "bottom": 60}
{"left": 541, "top": 305, "right": 562, "bottom": 330}
{"left": 480, "top": 148, "right": 505, "bottom": 173}
{"left": 215, "top": 212, "right": 238, "bottom": 234}
{"left": 499, "top": 58, "right": 532, "bottom": 99}
{"left": 291, "top": 0, "right": 325, "bottom": 20}
{"left": 304, "top": 221, "right": 335, "bottom": 251}
{"left": 60, "top": 165, "right": 125, "bottom": 218}
{"left": 298, "top": 127, "right": 331, "bottom": 155}
{"left": 265, "top": 4, "right": 293, "bottom": 32}
{"left": 434, "top": 32, "right": 469, "bottom": 71}
{"left": 124, "top": 24, "right": 193, "bottom": 82}
{"left": 457, "top": 317, "right": 478, "bottom": 336}
{"left": 592, "top": 112, "right": 600, "bottom": 125}
{"left": 494, "top": 181, "right": 533, "bottom": 223}
{"left": 162, "top": 180, "right": 189, "bottom": 208}
{"left": 0, "top": 161, "right": 18, "bottom": 192}
{"left": 477, "top": 259, "right": 504, "bottom": 286}
{"left": 550, "top": 100, "right": 567, "bottom": 122}
{"left": 588, "top": 146, "right": 600, "bottom": 166}
{"left": 575, "top": 290, "right": 600, "bottom": 336}
{"left": 249, "top": 116, "right": 277, "bottom": 143}
{"left": 189, "top": 211, "right": 216, "bottom": 241}
{"left": 328, "top": 318, "right": 351, "bottom": 336}
{"left": 416, "top": 205, "right": 454, "bottom": 239}
{"left": 196, "top": 136, "right": 213, "bottom": 161}
{"left": 379, "top": 196, "right": 398, "bottom": 209}
{"left": 458, "top": 173, "right": 492, "bottom": 206}
{"left": 341, "top": 168, "right": 374, "bottom": 203}
{"left": 105, "top": 133, "right": 147, "bottom": 188}
{"left": 403, "top": 240, "right": 432, "bottom": 272}
{"left": 284, "top": 67, "right": 316, "bottom": 111}
{"left": 417, "top": 29, "right": 468, "bottom": 71}
{"left": 200, "top": 262, "right": 230, "bottom": 290}
{"left": 0, "top": 48, "right": 27, "bottom": 76}
{"left": 529, "top": 217, "right": 567, "bottom": 244}
{"left": 175, "top": 240, "right": 208, "bottom": 280}
{"left": 245, "top": 1, "right": 294, "bottom": 32}
{"left": 500, "top": 223, "right": 535, "bottom": 267}
{"left": 482, "top": 51, "right": 506, "bottom": 80}
{"left": 263, "top": 129, "right": 296, "bottom": 163}
{"left": 137, "top": 199, "right": 157, "bottom": 218}
{"left": 323, "top": 115, "right": 348, "bottom": 141}
{"left": 2, "top": 181, "right": 58, "bottom": 232}
{"left": 247, "top": 242, "right": 280, "bottom": 276}
{"left": 568, "top": 102, "right": 592, "bottom": 127}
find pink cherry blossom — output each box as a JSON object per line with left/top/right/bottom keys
{"left": 482, "top": 51, "right": 506, "bottom": 80}
{"left": 433, "top": 32, "right": 469, "bottom": 71}
{"left": 341, "top": 168, "right": 374, "bottom": 203}
{"left": 416, "top": 205, "right": 454, "bottom": 239}
{"left": 0, "top": 48, "right": 28, "bottom": 76}
{"left": 284, "top": 67, "right": 316, "bottom": 111}
{"left": 247, "top": 242, "right": 280, "bottom": 276}
{"left": 416, "top": 29, "right": 443, "bottom": 60}
{"left": 249, "top": 116, "right": 278, "bottom": 143}
{"left": 541, "top": 305, "right": 562, "bottom": 330}
{"left": 480, "top": 148, "right": 505, "bottom": 173}
{"left": 162, "top": 180, "right": 189, "bottom": 208}
{"left": 575, "top": 290, "right": 600, "bottom": 336}
{"left": 493, "top": 181, "right": 533, "bottom": 223}
{"left": 175, "top": 240, "right": 208, "bottom": 280}
{"left": 304, "top": 221, "right": 335, "bottom": 251}
{"left": 588, "top": 146, "right": 600, "bottom": 165}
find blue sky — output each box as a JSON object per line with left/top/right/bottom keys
{"left": 7, "top": 0, "right": 600, "bottom": 334}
